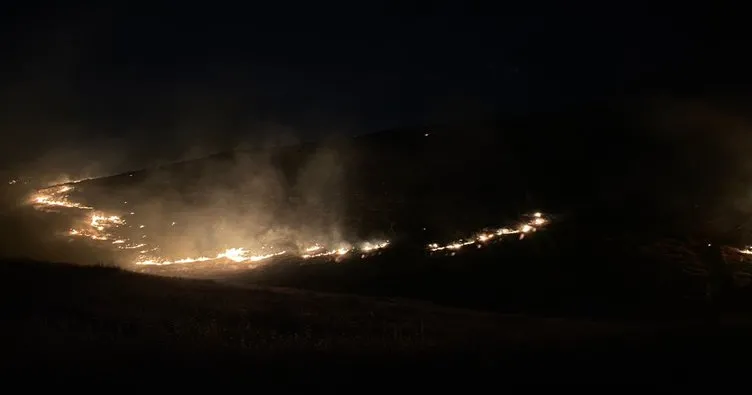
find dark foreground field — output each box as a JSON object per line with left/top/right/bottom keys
{"left": 4, "top": 259, "right": 752, "bottom": 386}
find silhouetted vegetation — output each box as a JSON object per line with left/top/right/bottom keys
{"left": 4, "top": 258, "right": 752, "bottom": 383}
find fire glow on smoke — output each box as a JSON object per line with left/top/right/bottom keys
{"left": 28, "top": 184, "right": 551, "bottom": 269}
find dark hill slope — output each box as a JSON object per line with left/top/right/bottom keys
{"left": 3, "top": 94, "right": 748, "bottom": 266}
{"left": 58, "top": 98, "right": 703, "bottom": 240}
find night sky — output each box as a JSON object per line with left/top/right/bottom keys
{"left": 0, "top": 2, "right": 746, "bottom": 176}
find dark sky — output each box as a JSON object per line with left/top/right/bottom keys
{"left": 0, "top": 2, "right": 745, "bottom": 177}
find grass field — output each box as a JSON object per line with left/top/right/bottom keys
{"left": 4, "top": 259, "right": 752, "bottom": 386}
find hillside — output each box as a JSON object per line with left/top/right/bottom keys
{"left": 24, "top": 97, "right": 734, "bottom": 241}
{"left": 5, "top": 96, "right": 752, "bottom": 319}
{"left": 6, "top": 97, "right": 752, "bottom": 382}
{"left": 38, "top": 96, "right": 746, "bottom": 238}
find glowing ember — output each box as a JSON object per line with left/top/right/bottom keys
{"left": 30, "top": 185, "right": 93, "bottom": 210}
{"left": 218, "top": 247, "right": 250, "bottom": 262}
{"left": 304, "top": 244, "right": 324, "bottom": 252}
{"left": 301, "top": 246, "right": 351, "bottom": 259}
{"left": 67, "top": 228, "right": 109, "bottom": 241}
{"left": 360, "top": 240, "right": 389, "bottom": 252}
{"left": 66, "top": 212, "right": 127, "bottom": 242}
{"left": 135, "top": 248, "right": 288, "bottom": 266}
{"left": 427, "top": 213, "right": 549, "bottom": 253}
{"left": 249, "top": 251, "right": 287, "bottom": 262}
{"left": 91, "top": 214, "right": 125, "bottom": 228}
{"left": 118, "top": 243, "right": 147, "bottom": 250}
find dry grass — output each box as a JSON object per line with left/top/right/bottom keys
{"left": 3, "top": 259, "right": 752, "bottom": 384}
